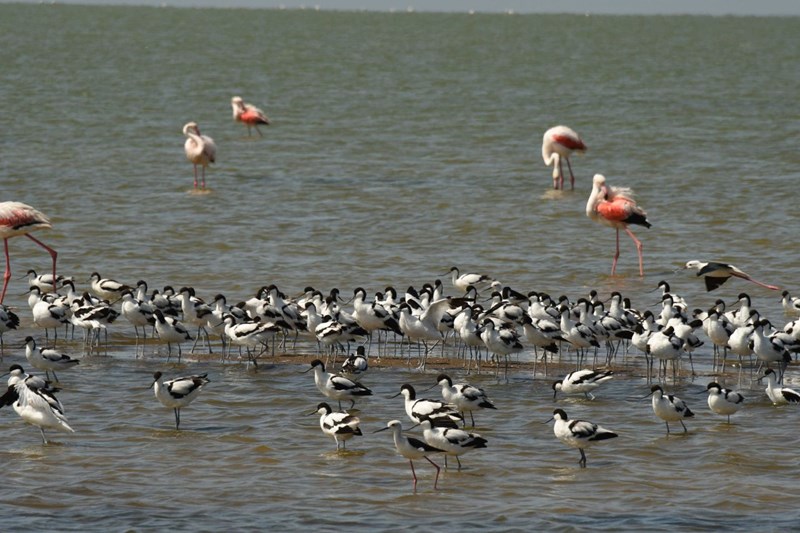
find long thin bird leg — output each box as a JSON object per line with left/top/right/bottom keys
{"left": 425, "top": 456, "right": 441, "bottom": 489}
{"left": 1, "top": 239, "right": 9, "bottom": 304}
{"left": 730, "top": 272, "right": 779, "bottom": 291}
{"left": 611, "top": 229, "right": 621, "bottom": 275}
{"left": 193, "top": 165, "right": 198, "bottom": 189}
{"left": 25, "top": 234, "right": 57, "bottom": 293}
{"left": 624, "top": 227, "right": 644, "bottom": 277}
{"left": 566, "top": 158, "right": 576, "bottom": 190}
{"left": 558, "top": 159, "right": 565, "bottom": 190}
{"left": 409, "top": 459, "right": 417, "bottom": 489}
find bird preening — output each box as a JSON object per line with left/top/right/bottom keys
{"left": 182, "top": 121, "right": 217, "bottom": 190}
{"left": 586, "top": 174, "right": 651, "bottom": 277}
{"left": 231, "top": 96, "right": 270, "bottom": 137}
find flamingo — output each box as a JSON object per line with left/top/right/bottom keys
{"left": 683, "top": 260, "right": 779, "bottom": 292}
{"left": 231, "top": 96, "right": 270, "bottom": 137}
{"left": 182, "top": 122, "right": 217, "bottom": 189}
{"left": 0, "top": 202, "right": 57, "bottom": 304}
{"left": 542, "top": 125, "right": 586, "bottom": 190}
{"left": 586, "top": 174, "right": 651, "bottom": 277}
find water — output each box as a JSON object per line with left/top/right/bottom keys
{"left": 1, "top": 4, "right": 799, "bottom": 530}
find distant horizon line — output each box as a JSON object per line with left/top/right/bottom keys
{"left": 3, "top": 1, "right": 799, "bottom": 17}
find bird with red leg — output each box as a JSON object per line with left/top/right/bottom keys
{"left": 0, "top": 202, "right": 58, "bottom": 304}
{"left": 586, "top": 174, "right": 651, "bottom": 277}
{"left": 542, "top": 125, "right": 586, "bottom": 190}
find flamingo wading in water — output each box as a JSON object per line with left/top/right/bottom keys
{"left": 542, "top": 125, "right": 586, "bottom": 190}
{"left": 0, "top": 202, "right": 57, "bottom": 304}
{"left": 231, "top": 96, "right": 270, "bottom": 137}
{"left": 183, "top": 122, "right": 217, "bottom": 189}
{"left": 586, "top": 174, "right": 651, "bottom": 277}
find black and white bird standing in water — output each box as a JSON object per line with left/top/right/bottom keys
{"left": 23, "top": 336, "right": 79, "bottom": 382}
{"left": 546, "top": 408, "right": 617, "bottom": 468}
{"left": 0, "top": 363, "right": 74, "bottom": 444}
{"left": 781, "top": 291, "right": 800, "bottom": 317}
{"left": 430, "top": 373, "right": 496, "bottom": 427}
{"left": 416, "top": 419, "right": 487, "bottom": 470}
{"left": 305, "top": 359, "right": 372, "bottom": 410}
{"left": 762, "top": 369, "right": 800, "bottom": 405}
{"left": 393, "top": 383, "right": 463, "bottom": 428}
{"left": 683, "top": 260, "right": 779, "bottom": 292}
{"left": 88, "top": 271, "right": 132, "bottom": 301}
{"left": 0, "top": 304, "right": 20, "bottom": 357}
{"left": 645, "top": 385, "right": 694, "bottom": 434}
{"left": 152, "top": 309, "right": 193, "bottom": 362}
{"left": 151, "top": 371, "right": 210, "bottom": 430}
{"left": 705, "top": 382, "right": 745, "bottom": 423}
{"left": 445, "top": 266, "right": 494, "bottom": 294}
{"left": 552, "top": 369, "right": 614, "bottom": 401}
{"left": 311, "top": 402, "right": 362, "bottom": 451}
{"left": 373, "top": 419, "right": 445, "bottom": 489}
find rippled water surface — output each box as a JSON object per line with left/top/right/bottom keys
{"left": 1, "top": 4, "right": 799, "bottom": 531}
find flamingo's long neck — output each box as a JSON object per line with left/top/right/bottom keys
{"left": 544, "top": 152, "right": 561, "bottom": 179}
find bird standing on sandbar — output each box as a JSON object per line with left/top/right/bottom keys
{"left": 541, "top": 125, "right": 586, "bottom": 190}
{"left": 0, "top": 202, "right": 58, "bottom": 304}
{"left": 586, "top": 174, "right": 651, "bottom": 277}
{"left": 183, "top": 121, "right": 217, "bottom": 190}
{"left": 683, "top": 260, "right": 779, "bottom": 292}
{"left": 231, "top": 96, "right": 270, "bottom": 137}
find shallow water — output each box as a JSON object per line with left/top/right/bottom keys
{"left": 0, "top": 4, "right": 799, "bottom": 530}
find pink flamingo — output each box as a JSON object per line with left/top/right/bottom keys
{"left": 231, "top": 96, "right": 270, "bottom": 137}
{"left": 586, "top": 174, "right": 651, "bottom": 277}
{"left": 0, "top": 202, "right": 57, "bottom": 304}
{"left": 183, "top": 122, "right": 217, "bottom": 189}
{"left": 542, "top": 125, "right": 586, "bottom": 190}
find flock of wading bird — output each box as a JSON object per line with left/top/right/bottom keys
{"left": 0, "top": 119, "right": 796, "bottom": 486}
{"left": 0, "top": 228, "right": 799, "bottom": 482}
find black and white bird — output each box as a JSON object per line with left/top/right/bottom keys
{"left": 0, "top": 304, "right": 20, "bottom": 356}
{"left": 684, "top": 260, "right": 779, "bottom": 292}
{"left": 151, "top": 371, "right": 210, "bottom": 429}
{"left": 311, "top": 402, "right": 362, "bottom": 451}
{"left": 552, "top": 369, "right": 614, "bottom": 400}
{"left": 374, "top": 419, "right": 445, "bottom": 489}
{"left": 0, "top": 363, "right": 74, "bottom": 444}
{"left": 762, "top": 369, "right": 800, "bottom": 405}
{"left": 546, "top": 408, "right": 618, "bottom": 467}
{"left": 705, "top": 382, "right": 745, "bottom": 423}
{"left": 646, "top": 385, "right": 694, "bottom": 434}
{"left": 153, "top": 309, "right": 193, "bottom": 362}
{"left": 23, "top": 336, "right": 79, "bottom": 382}
{"left": 781, "top": 291, "right": 800, "bottom": 317}
{"left": 446, "top": 266, "right": 494, "bottom": 293}
{"left": 305, "top": 359, "right": 372, "bottom": 410}
{"left": 340, "top": 345, "right": 368, "bottom": 381}
{"left": 432, "top": 373, "right": 496, "bottom": 427}
{"left": 417, "top": 419, "right": 487, "bottom": 470}
{"left": 88, "top": 271, "right": 132, "bottom": 301}
{"left": 393, "top": 383, "right": 462, "bottom": 428}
